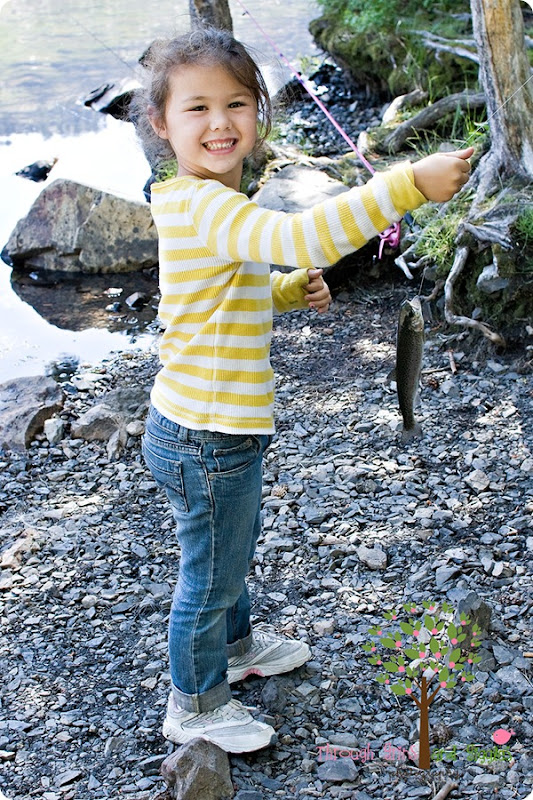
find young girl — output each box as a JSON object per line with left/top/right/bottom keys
{"left": 138, "top": 27, "right": 473, "bottom": 754}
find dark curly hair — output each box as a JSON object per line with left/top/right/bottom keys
{"left": 131, "top": 27, "right": 272, "bottom": 170}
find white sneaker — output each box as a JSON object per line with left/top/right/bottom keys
{"left": 227, "top": 625, "right": 311, "bottom": 683}
{"left": 162, "top": 695, "right": 276, "bottom": 753}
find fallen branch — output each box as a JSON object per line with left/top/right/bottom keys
{"left": 382, "top": 88, "right": 429, "bottom": 124}
{"left": 431, "top": 781, "right": 458, "bottom": 800}
{"left": 382, "top": 90, "right": 485, "bottom": 153}
{"left": 413, "top": 30, "right": 480, "bottom": 63}
{"left": 444, "top": 244, "right": 505, "bottom": 345}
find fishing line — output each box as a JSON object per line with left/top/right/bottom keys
{"left": 233, "top": 0, "right": 403, "bottom": 256}
{"left": 464, "top": 71, "right": 533, "bottom": 146}
{"left": 63, "top": 12, "right": 138, "bottom": 73}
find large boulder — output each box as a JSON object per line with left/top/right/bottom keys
{"left": 252, "top": 164, "right": 349, "bottom": 213}
{"left": 3, "top": 179, "right": 158, "bottom": 274}
{"left": 0, "top": 377, "right": 64, "bottom": 451}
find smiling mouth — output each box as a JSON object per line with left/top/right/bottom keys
{"left": 203, "top": 139, "right": 237, "bottom": 152}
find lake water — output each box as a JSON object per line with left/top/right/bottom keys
{"left": 0, "top": 0, "right": 319, "bottom": 380}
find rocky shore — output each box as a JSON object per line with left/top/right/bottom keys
{"left": 0, "top": 279, "right": 532, "bottom": 800}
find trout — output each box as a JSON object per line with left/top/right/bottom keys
{"left": 396, "top": 296, "right": 424, "bottom": 443}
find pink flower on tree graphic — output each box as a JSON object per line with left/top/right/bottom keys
{"left": 363, "top": 600, "right": 482, "bottom": 770}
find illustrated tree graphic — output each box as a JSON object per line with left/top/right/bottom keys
{"left": 363, "top": 600, "right": 482, "bottom": 770}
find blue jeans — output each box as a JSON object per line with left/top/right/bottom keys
{"left": 142, "top": 405, "right": 271, "bottom": 713}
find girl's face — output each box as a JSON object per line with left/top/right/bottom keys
{"left": 152, "top": 62, "right": 258, "bottom": 190}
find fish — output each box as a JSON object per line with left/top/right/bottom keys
{"left": 396, "top": 296, "right": 424, "bottom": 443}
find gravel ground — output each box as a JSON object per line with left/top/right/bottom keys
{"left": 0, "top": 279, "right": 532, "bottom": 800}
{"left": 275, "top": 62, "right": 384, "bottom": 157}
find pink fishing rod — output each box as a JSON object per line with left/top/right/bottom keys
{"left": 233, "top": 0, "right": 402, "bottom": 254}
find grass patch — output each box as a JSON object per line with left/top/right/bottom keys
{"left": 411, "top": 190, "right": 475, "bottom": 274}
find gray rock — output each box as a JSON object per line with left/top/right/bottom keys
{"left": 476, "top": 263, "right": 509, "bottom": 294}
{"left": 253, "top": 165, "right": 348, "bottom": 215}
{"left": 317, "top": 756, "right": 359, "bottom": 782}
{"left": 160, "top": 738, "right": 234, "bottom": 799}
{"left": 0, "top": 376, "right": 64, "bottom": 450}
{"left": 56, "top": 769, "right": 84, "bottom": 786}
{"left": 107, "top": 426, "right": 128, "bottom": 460}
{"left": 357, "top": 544, "right": 387, "bottom": 570}
{"left": 435, "top": 565, "right": 461, "bottom": 588}
{"left": 465, "top": 469, "right": 490, "bottom": 492}
{"left": 234, "top": 792, "right": 263, "bottom": 800}
{"left": 43, "top": 417, "right": 65, "bottom": 444}
{"left": 101, "top": 386, "right": 151, "bottom": 421}
{"left": 4, "top": 178, "right": 158, "bottom": 273}
{"left": 304, "top": 505, "right": 328, "bottom": 525}
{"left": 495, "top": 665, "right": 531, "bottom": 694}
{"left": 71, "top": 404, "right": 124, "bottom": 442}
{"left": 457, "top": 591, "right": 492, "bottom": 633}
{"left": 261, "top": 677, "right": 289, "bottom": 713}
{"left": 492, "top": 644, "right": 515, "bottom": 665}
{"left": 472, "top": 773, "right": 502, "bottom": 787}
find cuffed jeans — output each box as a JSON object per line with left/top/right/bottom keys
{"left": 142, "top": 405, "right": 271, "bottom": 712}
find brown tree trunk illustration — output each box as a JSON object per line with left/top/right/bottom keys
{"left": 418, "top": 676, "right": 431, "bottom": 770}
{"left": 189, "top": 0, "right": 233, "bottom": 32}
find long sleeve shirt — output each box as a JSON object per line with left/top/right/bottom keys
{"left": 149, "top": 164, "right": 426, "bottom": 434}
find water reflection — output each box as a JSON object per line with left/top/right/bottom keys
{"left": 10, "top": 268, "right": 159, "bottom": 332}
{"left": 0, "top": 259, "right": 155, "bottom": 381}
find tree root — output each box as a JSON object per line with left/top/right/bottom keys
{"left": 444, "top": 244, "right": 506, "bottom": 346}
{"left": 394, "top": 243, "right": 432, "bottom": 279}
{"left": 381, "top": 90, "right": 485, "bottom": 153}
{"left": 431, "top": 781, "right": 459, "bottom": 800}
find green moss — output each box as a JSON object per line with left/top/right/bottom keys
{"left": 310, "top": 0, "right": 478, "bottom": 97}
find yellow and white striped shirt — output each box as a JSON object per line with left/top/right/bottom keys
{"left": 150, "top": 165, "right": 426, "bottom": 434}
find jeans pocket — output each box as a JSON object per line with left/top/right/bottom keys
{"left": 212, "top": 436, "right": 261, "bottom": 475}
{"left": 142, "top": 439, "right": 189, "bottom": 513}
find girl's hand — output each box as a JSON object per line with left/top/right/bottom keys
{"left": 412, "top": 147, "right": 474, "bottom": 202}
{"left": 305, "top": 268, "right": 331, "bottom": 314}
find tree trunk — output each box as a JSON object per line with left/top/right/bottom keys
{"left": 470, "top": 0, "right": 533, "bottom": 181}
{"left": 418, "top": 676, "right": 431, "bottom": 770}
{"left": 189, "top": 0, "right": 233, "bottom": 32}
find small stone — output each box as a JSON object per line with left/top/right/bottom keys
{"left": 313, "top": 619, "right": 335, "bottom": 636}
{"left": 304, "top": 505, "right": 328, "bottom": 525}
{"left": 495, "top": 665, "right": 531, "bottom": 693}
{"left": 435, "top": 565, "right": 461, "bottom": 588}
{"left": 126, "top": 419, "right": 145, "bottom": 436}
{"left": 317, "top": 757, "right": 359, "bottom": 782}
{"left": 71, "top": 404, "right": 123, "bottom": 441}
{"left": 125, "top": 291, "right": 149, "bottom": 309}
{"left": 472, "top": 774, "right": 502, "bottom": 787}
{"left": 357, "top": 544, "right": 387, "bottom": 570}
{"left": 486, "top": 359, "right": 507, "bottom": 373}
{"left": 44, "top": 418, "right": 65, "bottom": 445}
{"left": 104, "top": 736, "right": 125, "bottom": 756}
{"left": 261, "top": 677, "right": 288, "bottom": 713}
{"left": 56, "top": 769, "right": 83, "bottom": 787}
{"left": 161, "top": 737, "right": 234, "bottom": 799}
{"left": 465, "top": 469, "right": 490, "bottom": 492}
